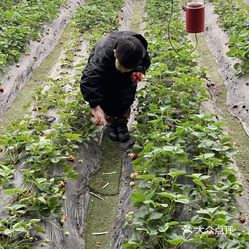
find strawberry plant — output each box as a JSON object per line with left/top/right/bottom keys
{"left": 124, "top": 0, "right": 249, "bottom": 248}
{"left": 73, "top": 0, "right": 123, "bottom": 46}
{"left": 0, "top": 0, "right": 22, "bottom": 10}
{"left": 0, "top": 163, "right": 14, "bottom": 186}
{"left": 0, "top": 217, "right": 43, "bottom": 248}
{"left": 0, "top": 0, "right": 64, "bottom": 71}
{"left": 210, "top": 0, "right": 249, "bottom": 76}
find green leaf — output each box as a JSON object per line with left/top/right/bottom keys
{"left": 6, "top": 204, "right": 26, "bottom": 211}
{"left": 157, "top": 192, "right": 176, "bottom": 200}
{"left": 225, "top": 148, "right": 237, "bottom": 157}
{"left": 158, "top": 223, "right": 170, "bottom": 233}
{"left": 199, "top": 175, "right": 210, "bottom": 180}
{"left": 64, "top": 165, "right": 79, "bottom": 179}
{"left": 198, "top": 140, "right": 214, "bottom": 148}
{"left": 158, "top": 203, "right": 168, "bottom": 208}
{"left": 168, "top": 170, "right": 185, "bottom": 179}
{"left": 243, "top": 50, "right": 249, "bottom": 60}
{"left": 203, "top": 153, "right": 215, "bottom": 159}
{"left": 4, "top": 188, "right": 24, "bottom": 195}
{"left": 131, "top": 192, "right": 146, "bottom": 206}
{"left": 148, "top": 212, "right": 163, "bottom": 220}
{"left": 34, "top": 224, "right": 46, "bottom": 233}
{"left": 13, "top": 225, "right": 26, "bottom": 233}
{"left": 64, "top": 165, "right": 75, "bottom": 172}
{"left": 3, "top": 229, "right": 12, "bottom": 235}
{"left": 197, "top": 207, "right": 219, "bottom": 216}
{"left": 163, "top": 146, "right": 175, "bottom": 152}
{"left": 214, "top": 218, "right": 227, "bottom": 225}
{"left": 51, "top": 157, "right": 61, "bottom": 163}
{"left": 158, "top": 221, "right": 178, "bottom": 233}
{"left": 38, "top": 197, "right": 46, "bottom": 204}
{"left": 193, "top": 179, "right": 206, "bottom": 190}
{"left": 188, "top": 173, "right": 202, "bottom": 179}
{"left": 64, "top": 133, "right": 82, "bottom": 141}
{"left": 175, "top": 195, "right": 189, "bottom": 204}
{"left": 167, "top": 236, "right": 185, "bottom": 246}
{"left": 36, "top": 178, "right": 47, "bottom": 184}
{"left": 29, "top": 219, "right": 41, "bottom": 224}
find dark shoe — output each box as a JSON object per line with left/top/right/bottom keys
{"left": 117, "top": 123, "right": 130, "bottom": 142}
{"left": 107, "top": 124, "right": 119, "bottom": 141}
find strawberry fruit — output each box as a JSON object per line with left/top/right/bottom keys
{"left": 239, "top": 216, "right": 247, "bottom": 224}
{"left": 130, "top": 172, "right": 139, "bottom": 180}
{"left": 128, "top": 152, "right": 137, "bottom": 160}
{"left": 67, "top": 155, "right": 75, "bottom": 162}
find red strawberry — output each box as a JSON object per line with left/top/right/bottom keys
{"left": 131, "top": 72, "right": 144, "bottom": 82}
{"left": 208, "top": 230, "right": 217, "bottom": 238}
{"left": 67, "top": 155, "right": 75, "bottom": 162}
{"left": 167, "top": 123, "right": 174, "bottom": 129}
{"left": 239, "top": 216, "right": 247, "bottom": 224}
{"left": 130, "top": 172, "right": 139, "bottom": 180}
{"left": 128, "top": 152, "right": 137, "bottom": 160}
{"left": 59, "top": 180, "right": 66, "bottom": 189}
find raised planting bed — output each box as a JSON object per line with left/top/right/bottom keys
{"left": 0, "top": 0, "right": 64, "bottom": 70}
{"left": 210, "top": 0, "right": 249, "bottom": 77}
{"left": 203, "top": 1, "right": 249, "bottom": 175}
{"left": 0, "top": 0, "right": 85, "bottom": 118}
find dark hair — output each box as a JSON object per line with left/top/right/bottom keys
{"left": 115, "top": 36, "right": 145, "bottom": 69}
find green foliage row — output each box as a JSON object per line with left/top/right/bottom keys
{"left": 0, "top": 0, "right": 124, "bottom": 247}
{"left": 0, "top": 29, "right": 93, "bottom": 249}
{"left": 73, "top": 0, "right": 123, "bottom": 46}
{"left": 124, "top": 0, "right": 249, "bottom": 248}
{"left": 211, "top": 0, "right": 249, "bottom": 76}
{"left": 0, "top": 0, "right": 64, "bottom": 71}
{"left": 0, "top": 0, "right": 22, "bottom": 10}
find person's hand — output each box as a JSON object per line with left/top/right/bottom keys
{"left": 91, "top": 106, "right": 107, "bottom": 126}
{"left": 131, "top": 72, "right": 144, "bottom": 83}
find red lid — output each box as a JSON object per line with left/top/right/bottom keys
{"left": 187, "top": 2, "right": 204, "bottom": 9}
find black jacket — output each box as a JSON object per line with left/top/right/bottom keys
{"left": 80, "top": 31, "right": 151, "bottom": 116}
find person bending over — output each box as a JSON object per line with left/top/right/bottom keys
{"left": 80, "top": 31, "right": 150, "bottom": 142}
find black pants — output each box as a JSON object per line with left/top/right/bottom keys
{"left": 104, "top": 108, "right": 131, "bottom": 125}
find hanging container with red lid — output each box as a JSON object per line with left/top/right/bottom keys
{"left": 184, "top": 1, "right": 205, "bottom": 33}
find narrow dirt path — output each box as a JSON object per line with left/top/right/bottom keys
{"left": 84, "top": 134, "right": 122, "bottom": 249}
